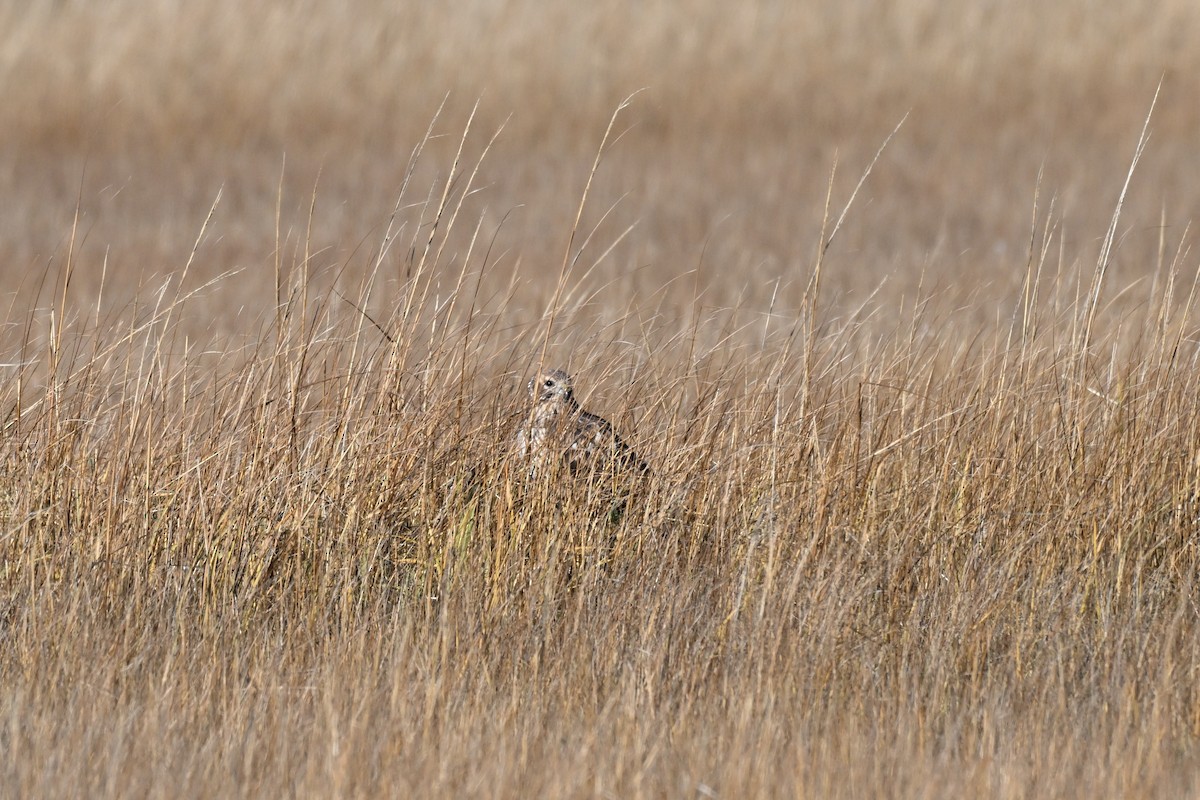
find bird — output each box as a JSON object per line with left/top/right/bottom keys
{"left": 514, "top": 368, "right": 649, "bottom": 480}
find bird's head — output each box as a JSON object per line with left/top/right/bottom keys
{"left": 529, "top": 369, "right": 575, "bottom": 404}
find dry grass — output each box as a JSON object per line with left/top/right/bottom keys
{"left": 4, "top": 1, "right": 1200, "bottom": 797}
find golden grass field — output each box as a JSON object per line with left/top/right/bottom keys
{"left": 5, "top": 1, "right": 1200, "bottom": 796}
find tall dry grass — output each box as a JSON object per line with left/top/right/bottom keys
{"left": 3, "top": 1, "right": 1200, "bottom": 797}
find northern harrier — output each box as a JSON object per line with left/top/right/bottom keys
{"left": 515, "top": 368, "right": 649, "bottom": 479}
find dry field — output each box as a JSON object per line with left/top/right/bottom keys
{"left": 5, "top": 1, "right": 1200, "bottom": 797}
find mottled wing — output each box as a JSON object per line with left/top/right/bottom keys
{"left": 568, "top": 411, "right": 650, "bottom": 476}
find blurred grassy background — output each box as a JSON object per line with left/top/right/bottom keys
{"left": 3, "top": 0, "right": 1199, "bottom": 322}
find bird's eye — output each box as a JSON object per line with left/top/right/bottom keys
{"left": 543, "top": 379, "right": 554, "bottom": 387}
